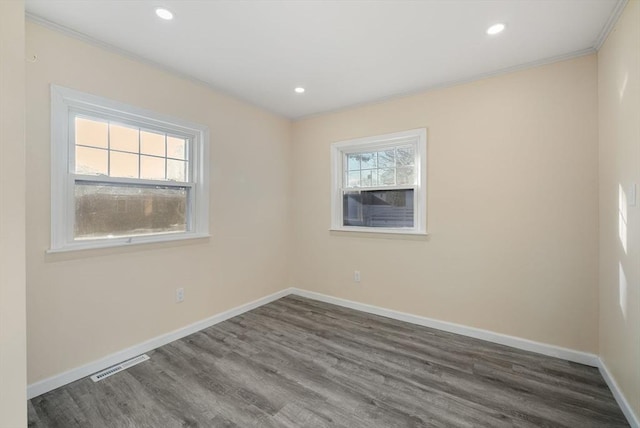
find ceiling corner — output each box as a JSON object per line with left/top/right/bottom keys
{"left": 593, "top": 0, "right": 629, "bottom": 50}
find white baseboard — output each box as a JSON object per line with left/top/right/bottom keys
{"left": 598, "top": 359, "right": 640, "bottom": 428}
{"left": 290, "top": 288, "right": 600, "bottom": 367}
{"left": 292, "top": 290, "right": 640, "bottom": 425}
{"left": 27, "top": 287, "right": 294, "bottom": 399}
{"left": 31, "top": 286, "right": 637, "bottom": 428}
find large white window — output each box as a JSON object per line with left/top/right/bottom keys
{"left": 331, "top": 128, "right": 427, "bottom": 235}
{"left": 50, "top": 85, "right": 209, "bottom": 252}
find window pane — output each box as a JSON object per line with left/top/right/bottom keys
{"left": 140, "top": 131, "right": 165, "bottom": 157}
{"left": 343, "top": 189, "right": 414, "bottom": 228}
{"left": 370, "top": 169, "right": 380, "bottom": 186}
{"left": 74, "top": 182, "right": 188, "bottom": 239}
{"left": 110, "top": 151, "right": 139, "bottom": 178}
{"left": 396, "top": 166, "right": 415, "bottom": 185}
{"left": 76, "top": 117, "right": 108, "bottom": 149}
{"left": 347, "top": 154, "right": 360, "bottom": 171}
{"left": 360, "top": 152, "right": 376, "bottom": 169}
{"left": 360, "top": 169, "right": 375, "bottom": 187}
{"left": 379, "top": 168, "right": 395, "bottom": 185}
{"left": 167, "top": 136, "right": 187, "bottom": 160}
{"left": 76, "top": 146, "right": 107, "bottom": 175}
{"left": 109, "top": 123, "right": 139, "bottom": 153}
{"left": 140, "top": 155, "right": 165, "bottom": 180}
{"left": 396, "top": 146, "right": 415, "bottom": 166}
{"left": 377, "top": 149, "right": 394, "bottom": 168}
{"left": 167, "top": 159, "right": 186, "bottom": 182}
{"left": 347, "top": 171, "right": 360, "bottom": 187}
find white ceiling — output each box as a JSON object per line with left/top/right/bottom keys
{"left": 26, "top": 0, "right": 622, "bottom": 119}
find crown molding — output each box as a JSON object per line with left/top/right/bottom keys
{"left": 26, "top": 2, "right": 621, "bottom": 123}
{"left": 25, "top": 12, "right": 286, "bottom": 119}
{"left": 295, "top": 47, "right": 596, "bottom": 121}
{"left": 594, "top": 0, "right": 629, "bottom": 50}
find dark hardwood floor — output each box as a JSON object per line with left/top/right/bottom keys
{"left": 28, "top": 295, "right": 629, "bottom": 427}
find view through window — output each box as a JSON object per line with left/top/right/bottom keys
{"left": 331, "top": 129, "right": 427, "bottom": 234}
{"left": 51, "top": 86, "right": 209, "bottom": 251}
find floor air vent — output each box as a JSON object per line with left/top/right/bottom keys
{"left": 90, "top": 354, "right": 150, "bottom": 382}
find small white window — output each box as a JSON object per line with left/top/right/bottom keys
{"left": 50, "top": 85, "right": 209, "bottom": 252}
{"left": 331, "top": 128, "right": 427, "bottom": 235}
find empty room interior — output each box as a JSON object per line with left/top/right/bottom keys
{"left": 1, "top": 0, "right": 639, "bottom": 426}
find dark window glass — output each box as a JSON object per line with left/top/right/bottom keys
{"left": 343, "top": 189, "right": 414, "bottom": 228}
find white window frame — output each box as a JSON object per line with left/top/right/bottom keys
{"left": 50, "top": 85, "right": 210, "bottom": 252}
{"left": 330, "top": 128, "right": 427, "bottom": 235}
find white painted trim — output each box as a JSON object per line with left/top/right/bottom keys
{"left": 50, "top": 85, "right": 210, "bottom": 252}
{"left": 295, "top": 48, "right": 596, "bottom": 121}
{"left": 25, "top": 14, "right": 211, "bottom": 89}
{"left": 26, "top": 13, "right": 602, "bottom": 122}
{"left": 27, "top": 288, "right": 293, "bottom": 399}
{"left": 290, "top": 288, "right": 600, "bottom": 367}
{"left": 593, "top": 0, "right": 629, "bottom": 50}
{"left": 32, "top": 285, "right": 639, "bottom": 428}
{"left": 598, "top": 359, "right": 640, "bottom": 428}
{"left": 25, "top": 13, "right": 278, "bottom": 119}
{"left": 45, "top": 233, "right": 211, "bottom": 254}
{"left": 330, "top": 128, "right": 427, "bottom": 235}
{"left": 329, "top": 228, "right": 429, "bottom": 237}
{"left": 292, "top": 291, "right": 636, "bottom": 426}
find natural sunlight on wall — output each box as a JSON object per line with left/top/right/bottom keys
{"left": 618, "top": 262, "right": 627, "bottom": 319}
{"left": 619, "top": 184, "right": 628, "bottom": 254}
{"left": 618, "top": 71, "right": 628, "bottom": 101}
{"left": 598, "top": 0, "right": 640, "bottom": 421}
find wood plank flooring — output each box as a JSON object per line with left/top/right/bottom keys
{"left": 29, "top": 295, "right": 629, "bottom": 427}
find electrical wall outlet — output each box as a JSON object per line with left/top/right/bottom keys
{"left": 176, "top": 287, "right": 184, "bottom": 303}
{"left": 354, "top": 270, "right": 361, "bottom": 283}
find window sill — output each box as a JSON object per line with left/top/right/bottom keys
{"left": 329, "top": 228, "right": 430, "bottom": 240}
{"left": 47, "top": 233, "right": 211, "bottom": 254}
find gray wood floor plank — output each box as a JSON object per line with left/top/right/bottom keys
{"left": 27, "top": 400, "right": 45, "bottom": 428}
{"left": 30, "top": 389, "right": 91, "bottom": 428}
{"left": 29, "top": 295, "right": 629, "bottom": 427}
{"left": 141, "top": 346, "right": 280, "bottom": 428}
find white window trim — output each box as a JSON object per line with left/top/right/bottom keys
{"left": 330, "top": 128, "right": 427, "bottom": 235}
{"left": 49, "top": 85, "right": 210, "bottom": 253}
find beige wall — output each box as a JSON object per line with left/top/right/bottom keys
{"left": 291, "top": 55, "right": 600, "bottom": 353}
{"left": 598, "top": 0, "right": 640, "bottom": 419}
{"left": 25, "top": 22, "right": 291, "bottom": 383}
{"left": 20, "top": 6, "right": 638, "bottom": 424}
{"left": 0, "top": 0, "right": 28, "bottom": 426}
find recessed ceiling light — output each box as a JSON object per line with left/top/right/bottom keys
{"left": 295, "top": 87, "right": 305, "bottom": 94}
{"left": 486, "top": 23, "right": 506, "bottom": 35}
{"left": 155, "top": 8, "right": 174, "bottom": 20}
